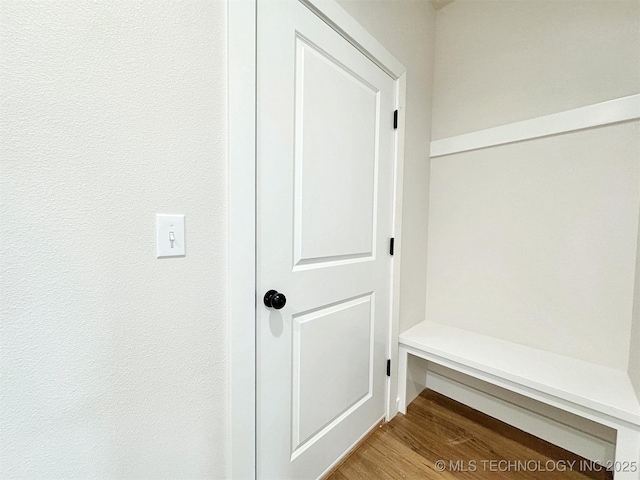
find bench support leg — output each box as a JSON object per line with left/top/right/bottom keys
{"left": 613, "top": 425, "right": 640, "bottom": 480}
{"left": 397, "top": 346, "right": 408, "bottom": 415}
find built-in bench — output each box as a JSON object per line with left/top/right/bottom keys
{"left": 398, "top": 320, "right": 640, "bottom": 480}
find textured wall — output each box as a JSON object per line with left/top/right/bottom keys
{"left": 0, "top": 1, "right": 229, "bottom": 478}
{"left": 337, "top": 0, "right": 436, "bottom": 332}
{"left": 432, "top": 0, "right": 640, "bottom": 139}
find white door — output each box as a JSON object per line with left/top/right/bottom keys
{"left": 257, "top": 1, "right": 397, "bottom": 478}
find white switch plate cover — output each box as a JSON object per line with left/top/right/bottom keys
{"left": 156, "top": 214, "right": 185, "bottom": 257}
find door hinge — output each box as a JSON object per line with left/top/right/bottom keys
{"left": 389, "top": 237, "right": 395, "bottom": 256}
{"left": 393, "top": 110, "right": 398, "bottom": 129}
{"left": 386, "top": 359, "right": 391, "bottom": 377}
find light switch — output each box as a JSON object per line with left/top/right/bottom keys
{"left": 156, "top": 214, "right": 185, "bottom": 257}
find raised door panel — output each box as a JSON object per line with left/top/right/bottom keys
{"left": 292, "top": 294, "right": 374, "bottom": 456}
{"left": 294, "top": 37, "right": 379, "bottom": 268}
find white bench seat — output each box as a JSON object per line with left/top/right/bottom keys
{"left": 397, "top": 320, "right": 640, "bottom": 479}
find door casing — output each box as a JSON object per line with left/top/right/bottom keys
{"left": 228, "top": 1, "right": 407, "bottom": 477}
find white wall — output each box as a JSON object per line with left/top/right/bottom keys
{"left": 337, "top": 0, "right": 436, "bottom": 331}
{"left": 427, "top": 0, "right": 640, "bottom": 370}
{"left": 630, "top": 205, "right": 640, "bottom": 397}
{"left": 432, "top": 0, "right": 640, "bottom": 139}
{"left": 0, "top": 1, "right": 229, "bottom": 478}
{"left": 427, "top": 123, "right": 639, "bottom": 369}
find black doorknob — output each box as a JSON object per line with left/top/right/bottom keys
{"left": 264, "top": 289, "right": 287, "bottom": 310}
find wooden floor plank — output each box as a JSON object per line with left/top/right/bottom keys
{"left": 325, "top": 389, "right": 612, "bottom": 480}
{"left": 323, "top": 420, "right": 385, "bottom": 478}
{"left": 333, "top": 426, "right": 455, "bottom": 480}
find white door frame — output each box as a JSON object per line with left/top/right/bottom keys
{"left": 228, "top": 1, "right": 406, "bottom": 477}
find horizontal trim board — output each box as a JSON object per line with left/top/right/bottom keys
{"left": 430, "top": 94, "right": 640, "bottom": 157}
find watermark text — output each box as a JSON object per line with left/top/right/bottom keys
{"left": 433, "top": 459, "right": 638, "bottom": 474}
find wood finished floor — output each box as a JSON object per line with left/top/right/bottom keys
{"left": 326, "top": 389, "right": 612, "bottom": 480}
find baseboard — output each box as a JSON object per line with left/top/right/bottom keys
{"left": 405, "top": 356, "right": 616, "bottom": 464}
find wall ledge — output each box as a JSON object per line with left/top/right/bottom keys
{"left": 430, "top": 94, "right": 640, "bottom": 158}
